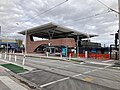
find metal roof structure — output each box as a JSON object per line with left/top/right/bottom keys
{"left": 18, "top": 22, "right": 97, "bottom": 39}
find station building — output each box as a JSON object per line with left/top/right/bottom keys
{"left": 19, "top": 22, "right": 97, "bottom": 55}
{"left": 19, "top": 22, "right": 110, "bottom": 59}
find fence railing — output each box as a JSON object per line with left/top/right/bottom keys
{"left": 68, "top": 53, "right": 110, "bottom": 60}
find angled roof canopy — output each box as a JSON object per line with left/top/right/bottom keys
{"left": 18, "top": 22, "right": 97, "bottom": 39}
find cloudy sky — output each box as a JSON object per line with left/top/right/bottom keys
{"left": 0, "top": 0, "right": 118, "bottom": 46}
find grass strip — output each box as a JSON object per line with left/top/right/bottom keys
{"left": 1, "top": 64, "right": 28, "bottom": 74}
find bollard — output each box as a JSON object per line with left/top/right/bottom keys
{"left": 46, "top": 52, "right": 48, "bottom": 57}
{"left": 0, "top": 53, "right": 2, "bottom": 58}
{"left": 9, "top": 54, "right": 11, "bottom": 61}
{"left": 22, "top": 55, "right": 25, "bottom": 65}
{"left": 4, "top": 53, "right": 7, "bottom": 59}
{"left": 85, "top": 51, "right": 88, "bottom": 58}
{"left": 60, "top": 53, "right": 62, "bottom": 59}
{"left": 15, "top": 55, "right": 17, "bottom": 62}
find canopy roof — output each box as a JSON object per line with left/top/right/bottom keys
{"left": 18, "top": 22, "right": 97, "bottom": 39}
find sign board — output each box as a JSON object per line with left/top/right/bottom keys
{"left": 62, "top": 48, "right": 66, "bottom": 57}
{"left": 91, "top": 48, "right": 96, "bottom": 53}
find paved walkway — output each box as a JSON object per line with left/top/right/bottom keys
{"left": 0, "top": 61, "right": 28, "bottom": 90}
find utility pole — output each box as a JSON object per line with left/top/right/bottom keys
{"left": 118, "top": 0, "right": 120, "bottom": 64}
{"left": 77, "top": 36, "right": 80, "bottom": 57}
{"left": 6, "top": 36, "right": 8, "bottom": 53}
{"left": 0, "top": 26, "right": 1, "bottom": 36}
{"left": 25, "top": 30, "right": 27, "bottom": 55}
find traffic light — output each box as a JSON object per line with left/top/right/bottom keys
{"left": 115, "top": 33, "right": 118, "bottom": 49}
{"left": 115, "top": 33, "right": 118, "bottom": 39}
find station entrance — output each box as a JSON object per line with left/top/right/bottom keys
{"left": 35, "top": 44, "right": 68, "bottom": 56}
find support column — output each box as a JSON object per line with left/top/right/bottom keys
{"left": 76, "top": 36, "right": 81, "bottom": 57}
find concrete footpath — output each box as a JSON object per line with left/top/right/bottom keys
{"left": 0, "top": 60, "right": 30, "bottom": 90}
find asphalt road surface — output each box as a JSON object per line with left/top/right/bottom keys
{"left": 1, "top": 54, "right": 120, "bottom": 90}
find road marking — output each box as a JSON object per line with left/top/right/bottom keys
{"left": 83, "top": 71, "right": 92, "bottom": 74}
{"left": 21, "top": 70, "right": 43, "bottom": 74}
{"left": 82, "top": 77, "right": 93, "bottom": 82}
{"left": 72, "top": 74, "right": 82, "bottom": 77}
{"left": 73, "top": 64, "right": 112, "bottom": 77}
{"left": 91, "top": 69, "right": 97, "bottom": 72}
{"left": 40, "top": 77, "right": 69, "bottom": 88}
{"left": 0, "top": 76, "right": 28, "bottom": 90}
{"left": 88, "top": 61, "right": 112, "bottom": 66}
{"left": 102, "top": 60, "right": 114, "bottom": 63}
{"left": 37, "top": 60, "right": 113, "bottom": 88}
{"left": 30, "top": 69, "right": 43, "bottom": 73}
{"left": 40, "top": 60, "right": 57, "bottom": 63}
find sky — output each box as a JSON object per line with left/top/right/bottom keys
{"left": 0, "top": 0, "right": 118, "bottom": 46}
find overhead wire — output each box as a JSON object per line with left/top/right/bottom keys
{"left": 17, "top": 0, "right": 116, "bottom": 31}
{"left": 17, "top": 0, "right": 68, "bottom": 25}
{"left": 65, "top": 9, "right": 113, "bottom": 25}
{"left": 17, "top": 0, "right": 115, "bottom": 26}
{"left": 96, "top": 0, "right": 119, "bottom": 14}
{"left": 38, "top": 0, "right": 68, "bottom": 16}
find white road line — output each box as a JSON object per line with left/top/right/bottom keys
{"left": 73, "top": 64, "right": 98, "bottom": 69}
{"left": 73, "top": 64, "right": 112, "bottom": 77}
{"left": 21, "top": 70, "right": 43, "bottom": 74}
{"left": 102, "top": 60, "right": 114, "bottom": 63}
{"left": 91, "top": 69, "right": 97, "bottom": 72}
{"left": 30, "top": 69, "right": 43, "bottom": 73}
{"left": 40, "top": 77, "right": 69, "bottom": 88}
{"left": 83, "top": 71, "right": 92, "bottom": 74}
{"left": 72, "top": 74, "right": 83, "bottom": 77}
{"left": 88, "top": 61, "right": 112, "bottom": 66}
{"left": 40, "top": 60, "right": 57, "bottom": 63}
{"left": 0, "top": 76, "right": 28, "bottom": 90}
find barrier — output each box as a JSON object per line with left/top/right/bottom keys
{"left": 68, "top": 52, "right": 109, "bottom": 60}
{"left": 88, "top": 54, "right": 109, "bottom": 60}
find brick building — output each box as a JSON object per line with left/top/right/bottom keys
{"left": 19, "top": 22, "right": 96, "bottom": 54}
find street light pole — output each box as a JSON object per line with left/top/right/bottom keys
{"left": 25, "top": 30, "right": 27, "bottom": 55}
{"left": 0, "top": 26, "right": 1, "bottom": 37}
{"left": 6, "top": 36, "right": 8, "bottom": 53}
{"left": 16, "top": 23, "right": 27, "bottom": 55}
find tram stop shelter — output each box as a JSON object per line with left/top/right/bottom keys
{"left": 18, "top": 22, "right": 96, "bottom": 56}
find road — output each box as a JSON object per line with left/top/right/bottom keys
{"left": 1, "top": 54, "right": 120, "bottom": 90}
